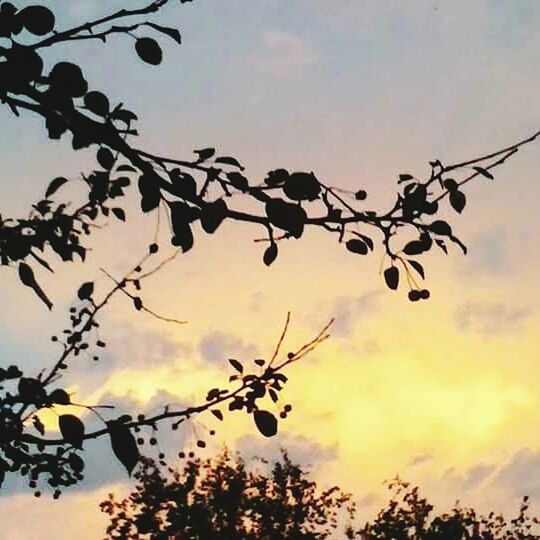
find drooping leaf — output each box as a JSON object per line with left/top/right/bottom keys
{"left": 97, "top": 147, "right": 115, "bottom": 170}
{"left": 111, "top": 207, "right": 126, "bottom": 221}
{"left": 253, "top": 410, "right": 278, "bottom": 438}
{"left": 383, "top": 266, "right": 399, "bottom": 290}
{"left": 449, "top": 189, "right": 466, "bottom": 214}
{"left": 211, "top": 409, "right": 223, "bottom": 421}
{"left": 403, "top": 240, "right": 425, "bottom": 256}
{"left": 19, "top": 5, "right": 55, "bottom": 36}
{"left": 135, "top": 37, "right": 163, "bottom": 65}
{"left": 133, "top": 297, "right": 143, "bottom": 311}
{"left": 215, "top": 156, "right": 244, "bottom": 169}
{"left": 263, "top": 243, "right": 278, "bottom": 266}
{"left": 227, "top": 171, "right": 249, "bottom": 192}
{"left": 59, "top": 414, "right": 84, "bottom": 448}
{"left": 138, "top": 174, "right": 161, "bottom": 212}
{"left": 194, "top": 147, "right": 215, "bottom": 161}
{"left": 77, "top": 281, "right": 94, "bottom": 300}
{"left": 45, "top": 176, "right": 68, "bottom": 198}
{"left": 84, "top": 91, "right": 110, "bottom": 117}
{"left": 18, "top": 263, "right": 52, "bottom": 310}
{"left": 429, "top": 220, "right": 452, "bottom": 236}
{"left": 408, "top": 260, "right": 425, "bottom": 279}
{"left": 473, "top": 166, "right": 494, "bottom": 180}
{"left": 443, "top": 178, "right": 458, "bottom": 192}
{"left": 200, "top": 199, "right": 228, "bottom": 234}
{"left": 265, "top": 199, "right": 307, "bottom": 239}
{"left": 345, "top": 239, "right": 368, "bottom": 255}
{"left": 33, "top": 416, "right": 45, "bottom": 436}
{"left": 146, "top": 22, "right": 182, "bottom": 44}
{"left": 108, "top": 421, "right": 140, "bottom": 476}
{"left": 229, "top": 358, "right": 243, "bottom": 373}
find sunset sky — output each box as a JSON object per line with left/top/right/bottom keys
{"left": 1, "top": 1, "right": 540, "bottom": 538}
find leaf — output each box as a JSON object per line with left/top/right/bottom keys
{"left": 59, "top": 414, "right": 84, "bottom": 448}
{"left": 265, "top": 199, "right": 307, "bottom": 239}
{"left": 33, "top": 416, "right": 45, "bottom": 436}
{"left": 473, "top": 166, "right": 494, "bottom": 180}
{"left": 108, "top": 421, "right": 140, "bottom": 476}
{"left": 116, "top": 164, "right": 136, "bottom": 173}
{"left": 211, "top": 409, "right": 223, "bottom": 421}
{"left": 133, "top": 297, "right": 143, "bottom": 311}
{"left": 194, "top": 147, "right": 215, "bottom": 161}
{"left": 19, "top": 5, "right": 55, "bottom": 36}
{"left": 263, "top": 243, "right": 278, "bottom": 266}
{"left": 408, "top": 260, "right": 425, "bottom": 279}
{"left": 97, "top": 147, "right": 115, "bottom": 170}
{"left": 429, "top": 220, "right": 452, "bottom": 236}
{"left": 227, "top": 171, "right": 249, "bottom": 192}
{"left": 253, "top": 410, "right": 278, "bottom": 438}
{"left": 403, "top": 241, "right": 425, "bottom": 256}
{"left": 398, "top": 173, "right": 414, "bottom": 183}
{"left": 283, "top": 172, "right": 321, "bottom": 201}
{"left": 84, "top": 91, "right": 110, "bottom": 117}
{"left": 355, "top": 190, "right": 367, "bottom": 200}
{"left": 383, "top": 266, "right": 399, "bottom": 290}
{"left": 18, "top": 263, "right": 52, "bottom": 310}
{"left": 200, "top": 199, "right": 228, "bottom": 234}
{"left": 50, "top": 388, "right": 70, "bottom": 405}
{"left": 443, "top": 178, "right": 458, "bottom": 192}
{"left": 449, "top": 190, "right": 466, "bottom": 214}
{"left": 138, "top": 174, "right": 161, "bottom": 212}
{"left": 215, "top": 156, "right": 244, "bottom": 170}
{"left": 345, "top": 239, "right": 368, "bottom": 255}
{"left": 45, "top": 176, "right": 68, "bottom": 198}
{"left": 135, "top": 37, "right": 163, "bottom": 65}
{"left": 77, "top": 281, "right": 94, "bottom": 300}
{"left": 229, "top": 358, "right": 243, "bottom": 373}
{"left": 435, "top": 239, "right": 448, "bottom": 254}
{"left": 146, "top": 22, "right": 182, "bottom": 44}
{"left": 111, "top": 207, "right": 126, "bottom": 221}
{"left": 355, "top": 233, "right": 374, "bottom": 251}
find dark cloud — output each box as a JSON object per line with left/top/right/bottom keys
{"left": 199, "top": 331, "right": 259, "bottom": 365}
{"left": 454, "top": 301, "right": 532, "bottom": 338}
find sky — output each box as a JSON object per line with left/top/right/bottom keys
{"left": 1, "top": 0, "right": 540, "bottom": 538}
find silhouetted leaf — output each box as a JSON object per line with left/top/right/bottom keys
{"left": 215, "top": 156, "right": 244, "bottom": 169}
{"left": 449, "top": 190, "right": 466, "bottom": 213}
{"left": 84, "top": 91, "right": 110, "bottom": 116}
{"left": 33, "top": 416, "right": 45, "bottom": 435}
{"left": 473, "top": 166, "right": 494, "bottom": 180}
{"left": 45, "top": 176, "right": 68, "bottom": 198}
{"left": 133, "top": 297, "right": 143, "bottom": 311}
{"left": 194, "top": 147, "right": 215, "bottom": 161}
{"left": 443, "top": 178, "right": 458, "bottom": 192}
{"left": 263, "top": 243, "right": 278, "bottom": 266}
{"left": 18, "top": 377, "right": 45, "bottom": 403}
{"left": 283, "top": 172, "right": 321, "bottom": 201}
{"left": 77, "top": 281, "right": 94, "bottom": 300}
{"left": 345, "top": 239, "right": 368, "bottom": 255}
{"left": 19, "top": 5, "right": 55, "bottom": 35}
{"left": 211, "top": 409, "right": 223, "bottom": 421}
{"left": 435, "top": 239, "right": 448, "bottom": 254}
{"left": 229, "top": 359, "right": 243, "bottom": 373}
{"left": 108, "top": 421, "right": 140, "bottom": 476}
{"left": 50, "top": 388, "right": 70, "bottom": 405}
{"left": 135, "top": 37, "right": 162, "bottom": 65}
{"left": 265, "top": 199, "right": 306, "bottom": 238}
{"left": 111, "top": 208, "right": 126, "bottom": 221}
{"left": 18, "top": 263, "right": 52, "bottom": 310}
{"left": 59, "top": 414, "right": 84, "bottom": 448}
{"left": 383, "top": 266, "right": 399, "bottom": 290}
{"left": 398, "top": 173, "right": 414, "bottom": 183}
{"left": 265, "top": 168, "right": 289, "bottom": 186}
{"left": 200, "top": 199, "right": 227, "bottom": 234}
{"left": 227, "top": 171, "right": 249, "bottom": 192}
{"left": 146, "top": 22, "right": 181, "bottom": 44}
{"left": 116, "top": 164, "right": 136, "bottom": 173}
{"left": 253, "top": 410, "right": 278, "bottom": 438}
{"left": 49, "top": 62, "right": 87, "bottom": 97}
{"left": 97, "top": 147, "right": 115, "bottom": 170}
{"left": 403, "top": 241, "right": 425, "bottom": 256}
{"left": 408, "top": 260, "right": 425, "bottom": 279}
{"left": 429, "top": 220, "right": 452, "bottom": 236}
{"left": 138, "top": 174, "right": 161, "bottom": 212}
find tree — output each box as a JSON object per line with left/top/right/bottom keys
{"left": 0, "top": 0, "right": 538, "bottom": 496}
{"left": 100, "top": 447, "right": 355, "bottom": 539}
{"left": 100, "top": 452, "right": 540, "bottom": 540}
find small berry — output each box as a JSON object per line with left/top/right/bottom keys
{"left": 408, "top": 290, "right": 421, "bottom": 302}
{"left": 178, "top": 452, "right": 185, "bottom": 459}
{"left": 149, "top": 437, "right": 157, "bottom": 446}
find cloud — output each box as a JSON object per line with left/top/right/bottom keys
{"left": 494, "top": 449, "right": 540, "bottom": 499}
{"left": 408, "top": 452, "right": 433, "bottom": 467}
{"left": 331, "top": 291, "right": 382, "bottom": 338}
{"left": 199, "top": 331, "right": 259, "bottom": 365}
{"left": 454, "top": 301, "right": 532, "bottom": 338}
{"left": 253, "top": 30, "right": 317, "bottom": 76}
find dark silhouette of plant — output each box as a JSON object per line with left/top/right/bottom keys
{"left": 100, "top": 448, "right": 355, "bottom": 539}
{"left": 0, "top": 0, "right": 538, "bottom": 497}
{"left": 101, "top": 455, "right": 540, "bottom": 540}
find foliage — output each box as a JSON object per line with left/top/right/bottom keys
{"left": 101, "top": 454, "right": 540, "bottom": 540}
{"left": 0, "top": 0, "right": 538, "bottom": 497}
{"left": 100, "top": 448, "right": 355, "bottom": 540}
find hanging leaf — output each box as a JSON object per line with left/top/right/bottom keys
{"left": 77, "top": 281, "right": 94, "bottom": 300}
{"left": 18, "top": 263, "right": 52, "bottom": 310}
{"left": 345, "top": 239, "right": 368, "bottom": 255}
{"left": 138, "top": 174, "right": 161, "bottom": 212}
{"left": 449, "top": 190, "right": 466, "bottom": 214}
{"left": 443, "top": 178, "right": 458, "bottom": 192}
{"left": 253, "top": 410, "right": 278, "bottom": 438}
{"left": 403, "top": 241, "right": 425, "bottom": 256}
{"left": 45, "top": 176, "right": 68, "bottom": 198}
{"left": 111, "top": 207, "right": 126, "bottom": 221}
{"left": 108, "top": 421, "right": 140, "bottom": 476}
{"left": 97, "top": 147, "right": 115, "bottom": 170}
{"left": 265, "top": 199, "right": 306, "bottom": 239}
{"left": 263, "top": 242, "right": 278, "bottom": 266}
{"left": 59, "top": 414, "right": 84, "bottom": 448}
{"left": 135, "top": 37, "right": 163, "bottom": 65}
{"left": 19, "top": 5, "right": 55, "bottom": 36}
{"left": 383, "top": 266, "right": 399, "bottom": 290}
{"left": 429, "top": 220, "right": 452, "bottom": 236}
{"left": 33, "top": 416, "right": 45, "bottom": 436}
{"left": 473, "top": 166, "right": 494, "bottom": 180}
{"left": 146, "top": 22, "right": 181, "bottom": 44}
{"left": 200, "top": 199, "right": 228, "bottom": 234}
{"left": 228, "top": 358, "right": 243, "bottom": 373}
{"left": 133, "top": 297, "right": 143, "bottom": 311}
{"left": 211, "top": 409, "right": 223, "bottom": 421}
{"left": 408, "top": 260, "right": 425, "bottom": 279}
{"left": 84, "top": 91, "right": 110, "bottom": 117}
